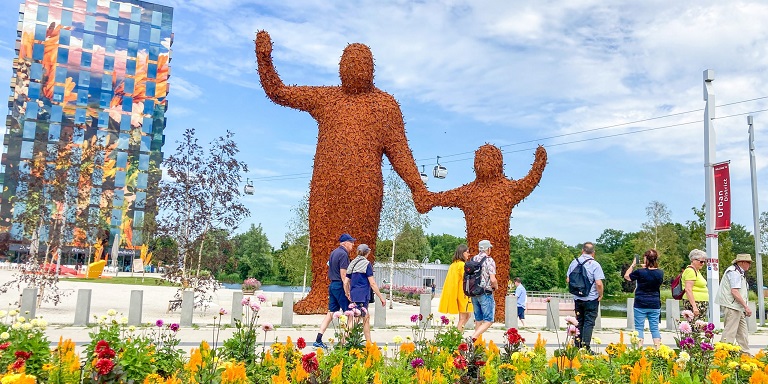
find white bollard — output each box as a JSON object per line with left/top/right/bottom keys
{"left": 748, "top": 302, "right": 757, "bottom": 334}
{"left": 666, "top": 299, "right": 680, "bottom": 331}
{"left": 231, "top": 291, "right": 243, "bottom": 326}
{"left": 374, "top": 297, "right": 386, "bottom": 328}
{"left": 626, "top": 298, "right": 634, "bottom": 330}
{"left": 505, "top": 295, "right": 517, "bottom": 329}
{"left": 281, "top": 293, "right": 294, "bottom": 327}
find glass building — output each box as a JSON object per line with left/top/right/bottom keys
{"left": 1, "top": 0, "right": 172, "bottom": 259}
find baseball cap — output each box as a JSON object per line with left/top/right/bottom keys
{"left": 339, "top": 233, "right": 355, "bottom": 243}
{"left": 357, "top": 244, "right": 370, "bottom": 253}
{"left": 478, "top": 240, "right": 492, "bottom": 251}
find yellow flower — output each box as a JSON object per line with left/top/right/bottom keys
{"left": 728, "top": 361, "right": 740, "bottom": 369}
{"left": 221, "top": 361, "right": 248, "bottom": 384}
{"left": 330, "top": 361, "right": 343, "bottom": 382}
{"left": 291, "top": 365, "right": 308, "bottom": 383}
{"left": 0, "top": 373, "right": 36, "bottom": 384}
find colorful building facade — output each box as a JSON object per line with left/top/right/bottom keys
{"left": 1, "top": 0, "right": 172, "bottom": 256}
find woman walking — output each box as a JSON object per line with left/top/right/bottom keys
{"left": 438, "top": 244, "right": 473, "bottom": 331}
{"left": 345, "top": 244, "right": 386, "bottom": 343}
{"left": 624, "top": 249, "right": 663, "bottom": 347}
{"left": 683, "top": 249, "right": 709, "bottom": 322}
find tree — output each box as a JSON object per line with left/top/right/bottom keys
{"left": 279, "top": 192, "right": 311, "bottom": 290}
{"left": 426, "top": 233, "right": 466, "bottom": 264}
{"left": 230, "top": 224, "right": 273, "bottom": 282}
{"left": 637, "top": 201, "right": 679, "bottom": 280}
{"left": 158, "top": 128, "right": 250, "bottom": 277}
{"left": 378, "top": 169, "right": 429, "bottom": 307}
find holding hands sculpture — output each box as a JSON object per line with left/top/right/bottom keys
{"left": 255, "top": 31, "right": 429, "bottom": 314}
{"left": 427, "top": 144, "right": 547, "bottom": 321}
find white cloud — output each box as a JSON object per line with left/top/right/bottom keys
{"left": 168, "top": 76, "right": 203, "bottom": 99}
{"left": 276, "top": 141, "right": 316, "bottom": 155}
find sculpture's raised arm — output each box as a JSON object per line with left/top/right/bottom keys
{"left": 381, "top": 102, "right": 432, "bottom": 214}
{"left": 255, "top": 30, "right": 318, "bottom": 112}
{"left": 511, "top": 145, "right": 547, "bottom": 202}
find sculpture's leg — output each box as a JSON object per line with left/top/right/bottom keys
{"left": 294, "top": 201, "right": 335, "bottom": 315}
{"left": 494, "top": 246, "right": 511, "bottom": 322}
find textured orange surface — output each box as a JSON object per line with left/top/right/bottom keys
{"left": 430, "top": 144, "right": 547, "bottom": 321}
{"left": 255, "top": 31, "right": 428, "bottom": 314}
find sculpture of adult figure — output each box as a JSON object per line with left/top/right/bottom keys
{"left": 428, "top": 144, "right": 547, "bottom": 321}
{"left": 255, "top": 31, "right": 429, "bottom": 313}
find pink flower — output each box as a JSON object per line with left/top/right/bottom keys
{"left": 564, "top": 316, "right": 578, "bottom": 326}
{"left": 261, "top": 323, "right": 274, "bottom": 332}
{"left": 679, "top": 321, "right": 692, "bottom": 334}
{"left": 353, "top": 308, "right": 361, "bottom": 316}
{"left": 349, "top": 303, "right": 356, "bottom": 309}
{"left": 410, "top": 314, "right": 419, "bottom": 322}
{"left": 155, "top": 319, "right": 164, "bottom": 328}
{"left": 169, "top": 323, "right": 180, "bottom": 332}
{"left": 681, "top": 310, "right": 694, "bottom": 321}
{"left": 249, "top": 302, "right": 260, "bottom": 312}
{"left": 567, "top": 325, "right": 580, "bottom": 337}
{"left": 333, "top": 312, "right": 342, "bottom": 319}
{"left": 695, "top": 320, "right": 707, "bottom": 330}
{"left": 241, "top": 297, "right": 250, "bottom": 306}
{"left": 257, "top": 294, "right": 267, "bottom": 303}
{"left": 219, "top": 308, "right": 228, "bottom": 316}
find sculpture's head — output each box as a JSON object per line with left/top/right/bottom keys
{"left": 474, "top": 144, "right": 504, "bottom": 180}
{"left": 340, "top": 43, "right": 374, "bottom": 93}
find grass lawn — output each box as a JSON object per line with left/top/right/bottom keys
{"left": 62, "top": 276, "right": 179, "bottom": 287}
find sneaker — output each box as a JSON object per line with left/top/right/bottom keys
{"left": 312, "top": 341, "right": 329, "bottom": 350}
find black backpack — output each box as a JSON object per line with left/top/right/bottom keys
{"left": 568, "top": 256, "right": 594, "bottom": 297}
{"left": 463, "top": 256, "right": 488, "bottom": 297}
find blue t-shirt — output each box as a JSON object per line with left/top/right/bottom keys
{"left": 347, "top": 264, "right": 374, "bottom": 303}
{"left": 328, "top": 246, "right": 350, "bottom": 282}
{"left": 567, "top": 255, "right": 606, "bottom": 301}
{"left": 515, "top": 284, "right": 527, "bottom": 308}
{"left": 629, "top": 268, "right": 663, "bottom": 309}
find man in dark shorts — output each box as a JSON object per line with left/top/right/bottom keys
{"left": 313, "top": 233, "right": 355, "bottom": 349}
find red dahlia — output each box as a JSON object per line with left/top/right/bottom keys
{"left": 297, "top": 337, "right": 306, "bottom": 349}
{"left": 94, "top": 358, "right": 115, "bottom": 375}
{"left": 301, "top": 352, "right": 319, "bottom": 373}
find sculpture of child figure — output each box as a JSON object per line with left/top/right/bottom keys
{"left": 426, "top": 144, "right": 547, "bottom": 321}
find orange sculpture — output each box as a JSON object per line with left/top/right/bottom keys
{"left": 255, "top": 31, "right": 429, "bottom": 314}
{"left": 428, "top": 144, "right": 547, "bottom": 321}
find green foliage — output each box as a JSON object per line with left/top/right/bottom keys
{"left": 426, "top": 233, "right": 466, "bottom": 264}
{"left": 230, "top": 223, "right": 273, "bottom": 281}
{"left": 0, "top": 318, "right": 51, "bottom": 378}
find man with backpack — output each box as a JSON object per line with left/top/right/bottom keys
{"left": 566, "top": 242, "right": 605, "bottom": 353}
{"left": 469, "top": 240, "right": 498, "bottom": 340}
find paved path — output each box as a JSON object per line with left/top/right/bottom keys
{"left": 1, "top": 270, "right": 767, "bottom": 353}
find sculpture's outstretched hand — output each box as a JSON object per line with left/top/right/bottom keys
{"left": 413, "top": 189, "right": 433, "bottom": 214}
{"left": 256, "top": 30, "right": 272, "bottom": 57}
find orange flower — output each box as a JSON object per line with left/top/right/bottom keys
{"left": 399, "top": 342, "right": 415, "bottom": 355}
{"left": 709, "top": 369, "right": 729, "bottom": 384}
{"left": 750, "top": 370, "right": 768, "bottom": 384}
{"left": 629, "top": 357, "right": 651, "bottom": 384}
{"left": 534, "top": 333, "right": 546, "bottom": 353}
{"left": 221, "top": 361, "right": 247, "bottom": 384}
{"left": 155, "top": 53, "right": 170, "bottom": 99}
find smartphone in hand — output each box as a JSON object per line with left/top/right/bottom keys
{"left": 635, "top": 254, "right": 641, "bottom": 265}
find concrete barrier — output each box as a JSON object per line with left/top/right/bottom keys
{"left": 749, "top": 302, "right": 757, "bottom": 334}
{"left": 545, "top": 298, "right": 560, "bottom": 331}
{"left": 419, "top": 293, "right": 431, "bottom": 324}
{"left": 374, "top": 297, "right": 386, "bottom": 328}
{"left": 231, "top": 291, "right": 243, "bottom": 326}
{"left": 128, "top": 290, "right": 143, "bottom": 326}
{"left": 626, "top": 298, "right": 634, "bottom": 330}
{"left": 666, "top": 299, "right": 680, "bottom": 331}
{"left": 595, "top": 303, "right": 602, "bottom": 331}
{"left": 281, "top": 293, "right": 294, "bottom": 327}
{"left": 73, "top": 289, "right": 91, "bottom": 326}
{"left": 181, "top": 290, "right": 193, "bottom": 327}
{"left": 505, "top": 295, "right": 517, "bottom": 329}
{"left": 20, "top": 287, "right": 37, "bottom": 319}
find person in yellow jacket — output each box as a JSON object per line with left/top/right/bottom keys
{"left": 438, "top": 245, "right": 473, "bottom": 331}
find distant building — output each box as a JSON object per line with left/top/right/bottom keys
{"left": 1, "top": 0, "right": 172, "bottom": 262}
{"left": 373, "top": 261, "right": 449, "bottom": 292}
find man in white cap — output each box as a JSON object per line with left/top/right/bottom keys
{"left": 716, "top": 253, "right": 753, "bottom": 354}
{"left": 470, "top": 239, "right": 498, "bottom": 340}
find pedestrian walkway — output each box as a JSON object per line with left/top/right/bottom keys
{"left": 2, "top": 270, "right": 767, "bottom": 353}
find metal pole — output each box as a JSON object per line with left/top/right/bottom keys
{"left": 749, "top": 115, "right": 764, "bottom": 325}
{"left": 703, "top": 69, "right": 721, "bottom": 327}
{"left": 301, "top": 239, "right": 310, "bottom": 295}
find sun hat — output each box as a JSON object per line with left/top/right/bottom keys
{"left": 734, "top": 254, "right": 753, "bottom": 263}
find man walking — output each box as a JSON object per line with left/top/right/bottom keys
{"left": 715, "top": 253, "right": 753, "bottom": 354}
{"left": 314, "top": 233, "right": 355, "bottom": 349}
{"left": 471, "top": 240, "right": 498, "bottom": 340}
{"left": 513, "top": 277, "right": 527, "bottom": 327}
{"left": 566, "top": 242, "right": 604, "bottom": 352}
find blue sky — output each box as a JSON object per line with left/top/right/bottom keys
{"left": 2, "top": 0, "right": 768, "bottom": 248}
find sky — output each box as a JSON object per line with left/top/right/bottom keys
{"left": 2, "top": 0, "right": 768, "bottom": 249}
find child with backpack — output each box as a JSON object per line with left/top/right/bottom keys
{"left": 566, "top": 242, "right": 605, "bottom": 353}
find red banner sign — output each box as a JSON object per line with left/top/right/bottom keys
{"left": 713, "top": 161, "right": 731, "bottom": 231}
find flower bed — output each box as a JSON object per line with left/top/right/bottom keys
{"left": 380, "top": 285, "right": 429, "bottom": 306}
{"left": 0, "top": 306, "right": 766, "bottom": 383}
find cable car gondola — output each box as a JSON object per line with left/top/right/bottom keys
{"left": 433, "top": 156, "right": 447, "bottom": 179}
{"left": 244, "top": 179, "right": 255, "bottom": 195}
{"left": 420, "top": 165, "right": 428, "bottom": 184}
